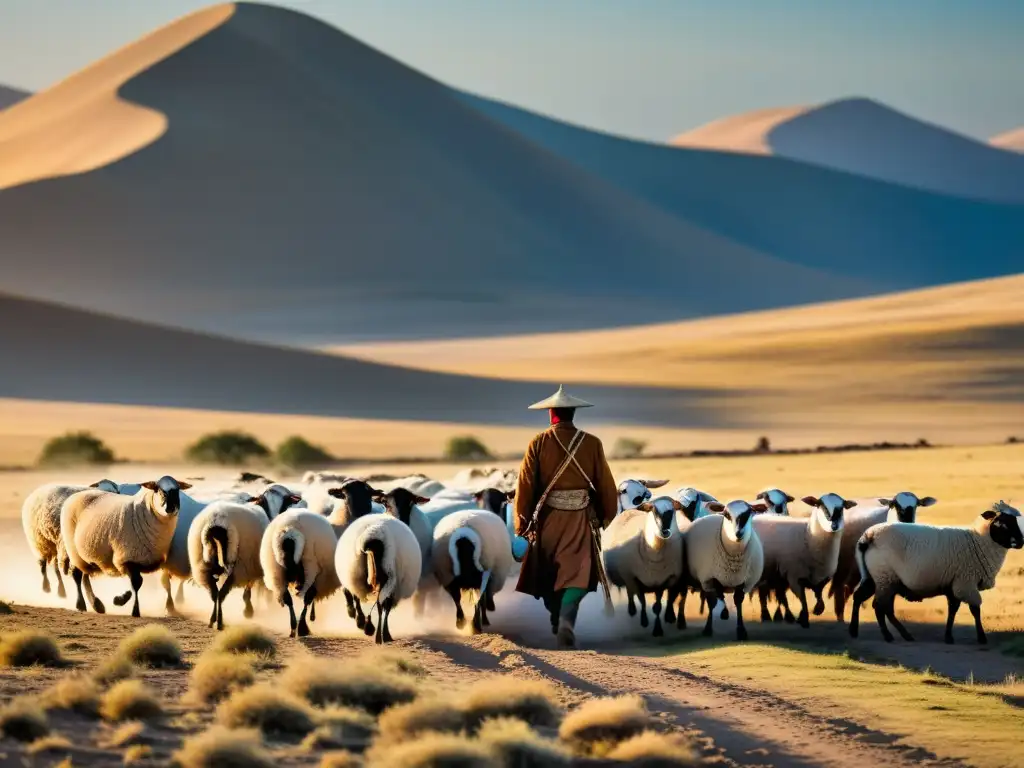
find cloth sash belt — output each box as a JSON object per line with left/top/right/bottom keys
{"left": 546, "top": 489, "right": 590, "bottom": 511}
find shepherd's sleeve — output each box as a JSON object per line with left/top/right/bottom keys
{"left": 513, "top": 436, "right": 540, "bottom": 536}
{"left": 591, "top": 437, "right": 619, "bottom": 527}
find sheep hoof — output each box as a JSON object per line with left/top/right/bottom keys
{"left": 773, "top": 608, "right": 783, "bottom": 622}
{"left": 113, "top": 592, "right": 131, "bottom": 607}
{"left": 57, "top": 584, "right": 66, "bottom": 599}
{"left": 944, "top": 635, "right": 954, "bottom": 645}
{"left": 736, "top": 627, "right": 749, "bottom": 642}
{"left": 42, "top": 581, "right": 51, "bottom": 594}
{"left": 355, "top": 615, "right": 365, "bottom": 630}
{"left": 720, "top": 607, "right": 730, "bottom": 620}
{"left": 639, "top": 614, "right": 649, "bottom": 628}
{"left": 165, "top": 599, "right": 176, "bottom": 615}
{"left": 813, "top": 600, "right": 825, "bottom": 616}
{"left": 364, "top": 620, "right": 375, "bottom": 637}
{"left": 289, "top": 629, "right": 296, "bottom": 639}
{"left": 131, "top": 604, "right": 140, "bottom": 619}
{"left": 760, "top": 610, "right": 771, "bottom": 622}
{"left": 653, "top": 623, "right": 664, "bottom": 638}
{"left": 849, "top": 625, "right": 859, "bottom": 639}
{"left": 94, "top": 599, "right": 106, "bottom": 615}
{"left": 75, "top": 597, "right": 87, "bottom": 612}
{"left": 664, "top": 607, "right": 676, "bottom": 624}
{"left": 346, "top": 605, "right": 357, "bottom": 619}
{"left": 881, "top": 631, "right": 894, "bottom": 643}
{"left": 798, "top": 617, "right": 809, "bottom": 629}
{"left": 627, "top": 603, "right": 637, "bottom": 617}
{"left": 243, "top": 603, "right": 254, "bottom": 619}
{"left": 297, "top": 622, "right": 310, "bottom": 638}
{"left": 977, "top": 634, "right": 988, "bottom": 646}
{"left": 701, "top": 626, "right": 713, "bottom": 638}
{"left": 676, "top": 617, "right": 687, "bottom": 631}
{"left": 456, "top": 616, "right": 466, "bottom": 630}
{"left": 481, "top": 613, "right": 490, "bottom": 627}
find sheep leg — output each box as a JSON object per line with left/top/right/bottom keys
{"left": 112, "top": 586, "right": 132, "bottom": 607}
{"left": 282, "top": 590, "right": 298, "bottom": 637}
{"left": 943, "top": 593, "right": 960, "bottom": 644}
{"left": 833, "top": 578, "right": 849, "bottom": 623}
{"left": 161, "top": 571, "right": 176, "bottom": 615}
{"left": 664, "top": 587, "right": 677, "bottom": 625}
{"left": 969, "top": 603, "right": 986, "bottom": 645}
{"left": 243, "top": 586, "right": 254, "bottom": 619}
{"left": 718, "top": 587, "right": 730, "bottom": 620}
{"left": 699, "top": 592, "right": 707, "bottom": 615}
{"left": 886, "top": 601, "right": 914, "bottom": 642}
{"left": 776, "top": 587, "right": 795, "bottom": 623}
{"left": 794, "top": 585, "right": 810, "bottom": 628}
{"left": 206, "top": 580, "right": 219, "bottom": 628}
{"left": 364, "top": 599, "right": 376, "bottom": 638}
{"left": 412, "top": 590, "right": 426, "bottom": 618}
{"left": 216, "top": 572, "right": 235, "bottom": 631}
{"left": 848, "top": 576, "right": 875, "bottom": 638}
{"left": 373, "top": 602, "right": 383, "bottom": 645}
{"left": 126, "top": 566, "right": 143, "bottom": 618}
{"left": 485, "top": 589, "right": 496, "bottom": 613}
{"left": 297, "top": 585, "right": 317, "bottom": 638}
{"left": 652, "top": 588, "right": 664, "bottom": 638}
{"left": 626, "top": 589, "right": 637, "bottom": 617}
{"left": 354, "top": 600, "right": 367, "bottom": 631}
{"left": 310, "top": 602, "right": 316, "bottom": 623}
{"left": 676, "top": 589, "right": 688, "bottom": 630}
{"left": 344, "top": 588, "right": 358, "bottom": 619}
{"left": 72, "top": 568, "right": 87, "bottom": 612}
{"left": 702, "top": 592, "right": 716, "bottom": 637}
{"left": 446, "top": 583, "right": 466, "bottom": 630}
{"left": 176, "top": 579, "right": 186, "bottom": 606}
{"left": 734, "top": 587, "right": 748, "bottom": 641}
{"left": 53, "top": 560, "right": 66, "bottom": 599}
{"left": 758, "top": 585, "right": 772, "bottom": 622}
{"left": 873, "top": 589, "right": 895, "bottom": 643}
{"left": 382, "top": 600, "right": 394, "bottom": 643}
{"left": 812, "top": 583, "right": 826, "bottom": 616}
{"left": 636, "top": 589, "right": 649, "bottom": 628}
{"left": 39, "top": 558, "right": 51, "bottom": 594}
{"left": 83, "top": 574, "right": 105, "bottom": 614}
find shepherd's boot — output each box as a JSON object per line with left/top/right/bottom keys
{"left": 556, "top": 597, "right": 581, "bottom": 649}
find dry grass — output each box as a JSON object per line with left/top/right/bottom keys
{"left": 209, "top": 624, "right": 277, "bottom": 658}
{"left": 0, "top": 629, "right": 64, "bottom": 667}
{"left": 215, "top": 683, "right": 317, "bottom": 738}
{"left": 40, "top": 674, "right": 101, "bottom": 717}
{"left": 100, "top": 721, "right": 147, "bottom": 748}
{"left": 100, "top": 680, "right": 163, "bottom": 722}
{"left": 93, "top": 654, "right": 135, "bottom": 686}
{"left": 606, "top": 731, "right": 702, "bottom": 766}
{"left": 558, "top": 695, "right": 652, "bottom": 750}
{"left": 282, "top": 657, "right": 417, "bottom": 715}
{"left": 116, "top": 625, "right": 182, "bottom": 668}
{"left": 377, "top": 697, "right": 465, "bottom": 743}
{"left": 303, "top": 707, "right": 376, "bottom": 750}
{"left": 124, "top": 744, "right": 154, "bottom": 765}
{"left": 170, "top": 726, "right": 275, "bottom": 768}
{"left": 365, "top": 732, "right": 494, "bottom": 768}
{"left": 461, "top": 677, "right": 561, "bottom": 730}
{"left": 0, "top": 697, "right": 49, "bottom": 742}
{"left": 26, "top": 734, "right": 73, "bottom": 756}
{"left": 477, "top": 717, "right": 571, "bottom": 767}
{"left": 187, "top": 651, "right": 255, "bottom": 706}
{"left": 319, "top": 753, "right": 360, "bottom": 768}
{"left": 360, "top": 648, "right": 425, "bottom": 678}
{"left": 0, "top": 600, "right": 13, "bottom": 614}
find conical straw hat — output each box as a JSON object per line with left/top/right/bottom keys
{"left": 527, "top": 385, "right": 594, "bottom": 410}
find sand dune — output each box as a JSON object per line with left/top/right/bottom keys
{"left": 669, "top": 98, "right": 1024, "bottom": 204}
{"left": 991, "top": 127, "right": 1024, "bottom": 153}
{"left": 0, "top": 3, "right": 865, "bottom": 346}
{"left": 0, "top": 84, "right": 28, "bottom": 111}
{"left": 462, "top": 93, "right": 1024, "bottom": 287}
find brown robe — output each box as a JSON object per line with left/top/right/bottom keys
{"left": 514, "top": 423, "right": 618, "bottom": 599}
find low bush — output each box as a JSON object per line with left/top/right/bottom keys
{"left": 276, "top": 436, "right": 334, "bottom": 468}
{"left": 116, "top": 625, "right": 181, "bottom": 668}
{"left": 186, "top": 431, "right": 270, "bottom": 466}
{"left": 477, "top": 717, "right": 571, "bottom": 767}
{"left": 215, "top": 684, "right": 317, "bottom": 738}
{"left": 282, "top": 657, "right": 417, "bottom": 715}
{"left": 0, "top": 630, "right": 64, "bottom": 667}
{"left": 99, "top": 721, "right": 146, "bottom": 749}
{"left": 100, "top": 680, "right": 163, "bottom": 722}
{"left": 300, "top": 707, "right": 375, "bottom": 752}
{"left": 444, "top": 435, "right": 494, "bottom": 462}
{"left": 365, "top": 732, "right": 494, "bottom": 768}
{"left": 40, "top": 675, "right": 100, "bottom": 717}
{"left": 38, "top": 431, "right": 115, "bottom": 467}
{"left": 0, "top": 698, "right": 49, "bottom": 742}
{"left": 319, "top": 753, "right": 360, "bottom": 768}
{"left": 209, "top": 625, "right": 277, "bottom": 658}
{"left": 124, "top": 744, "right": 154, "bottom": 765}
{"left": 171, "top": 726, "right": 275, "bottom": 768}
{"left": 187, "top": 652, "right": 255, "bottom": 706}
{"left": 92, "top": 655, "right": 135, "bottom": 686}
{"left": 26, "top": 735, "right": 73, "bottom": 757}
{"left": 558, "top": 694, "right": 652, "bottom": 752}
{"left": 461, "top": 677, "right": 561, "bottom": 730}
{"left": 377, "top": 697, "right": 465, "bottom": 743}
{"left": 606, "top": 730, "right": 702, "bottom": 765}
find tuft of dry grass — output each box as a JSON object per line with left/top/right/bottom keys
{"left": 187, "top": 651, "right": 255, "bottom": 706}
{"left": 26, "top": 734, "right": 73, "bottom": 756}
{"left": 41, "top": 674, "right": 101, "bottom": 718}
{"left": 477, "top": 717, "right": 570, "bottom": 767}
{"left": 0, "top": 600, "right": 13, "bottom": 614}
{"left": 558, "top": 695, "right": 652, "bottom": 751}
{"left": 0, "top": 698, "right": 50, "bottom": 742}
{"left": 124, "top": 744, "right": 154, "bottom": 765}
{"left": 100, "top": 721, "right": 147, "bottom": 749}
{"left": 282, "top": 657, "right": 417, "bottom": 715}
{"left": 606, "top": 731, "right": 702, "bottom": 766}
{"left": 170, "top": 726, "right": 275, "bottom": 768}
{"left": 101, "top": 680, "right": 163, "bottom": 723}
{"left": 116, "top": 625, "right": 182, "bottom": 668}
{"left": 365, "top": 732, "right": 495, "bottom": 768}
{"left": 0, "top": 629, "right": 64, "bottom": 667}
{"left": 319, "top": 752, "right": 360, "bottom": 768}
{"left": 93, "top": 655, "right": 135, "bottom": 686}
{"left": 377, "top": 696, "right": 465, "bottom": 743}
{"left": 307, "top": 707, "right": 377, "bottom": 748}
{"left": 359, "top": 648, "right": 425, "bottom": 678}
{"left": 461, "top": 677, "right": 561, "bottom": 730}
{"left": 209, "top": 625, "right": 277, "bottom": 658}
{"left": 215, "top": 683, "right": 317, "bottom": 738}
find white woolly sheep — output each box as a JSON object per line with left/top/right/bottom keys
{"left": 684, "top": 500, "right": 766, "bottom": 640}
{"left": 616, "top": 478, "right": 669, "bottom": 514}
{"left": 21, "top": 479, "right": 119, "bottom": 598}
{"left": 849, "top": 502, "right": 1023, "bottom": 644}
{"left": 260, "top": 508, "right": 342, "bottom": 637}
{"left": 672, "top": 486, "right": 722, "bottom": 620}
{"left": 61, "top": 476, "right": 191, "bottom": 617}
{"left": 335, "top": 514, "right": 423, "bottom": 643}
{"left": 189, "top": 485, "right": 302, "bottom": 630}
{"left": 753, "top": 493, "right": 855, "bottom": 627}
{"left": 376, "top": 488, "right": 436, "bottom": 615}
{"left": 601, "top": 496, "right": 686, "bottom": 637}
{"left": 430, "top": 508, "right": 514, "bottom": 633}
{"left": 829, "top": 491, "right": 936, "bottom": 622}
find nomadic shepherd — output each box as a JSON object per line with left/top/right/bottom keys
{"left": 513, "top": 386, "right": 618, "bottom": 648}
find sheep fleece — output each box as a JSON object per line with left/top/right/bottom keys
{"left": 260, "top": 509, "right": 341, "bottom": 600}
{"left": 336, "top": 514, "right": 422, "bottom": 604}
{"left": 431, "top": 509, "right": 514, "bottom": 590}
{"left": 188, "top": 501, "right": 269, "bottom": 588}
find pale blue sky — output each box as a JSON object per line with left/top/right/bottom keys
{"left": 1, "top": 0, "right": 1021, "bottom": 141}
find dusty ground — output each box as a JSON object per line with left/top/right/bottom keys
{"left": 0, "top": 446, "right": 1022, "bottom": 766}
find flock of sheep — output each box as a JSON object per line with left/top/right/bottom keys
{"left": 19, "top": 467, "right": 1024, "bottom": 647}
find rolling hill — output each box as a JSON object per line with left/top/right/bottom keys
{"left": 0, "top": 84, "right": 28, "bottom": 111}
{"left": 0, "top": 3, "right": 865, "bottom": 345}
{"left": 668, "top": 98, "right": 1024, "bottom": 204}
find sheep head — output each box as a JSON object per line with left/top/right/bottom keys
{"left": 706, "top": 500, "right": 765, "bottom": 543}
{"left": 802, "top": 493, "right": 854, "bottom": 533}
{"left": 140, "top": 475, "right": 191, "bottom": 517}
{"left": 755, "top": 488, "right": 795, "bottom": 515}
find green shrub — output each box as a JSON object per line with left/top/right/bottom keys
{"left": 276, "top": 436, "right": 334, "bottom": 468}
{"left": 185, "top": 431, "right": 269, "bottom": 466}
{"left": 38, "top": 431, "right": 114, "bottom": 468}
{"left": 444, "top": 436, "right": 494, "bottom": 462}
{"left": 610, "top": 437, "right": 647, "bottom": 460}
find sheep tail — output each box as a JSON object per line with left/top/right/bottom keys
{"left": 855, "top": 530, "right": 876, "bottom": 583}
{"left": 274, "top": 528, "right": 305, "bottom": 568}
{"left": 202, "top": 524, "right": 232, "bottom": 579}
{"left": 366, "top": 546, "right": 380, "bottom": 589}
{"left": 449, "top": 526, "right": 483, "bottom": 579}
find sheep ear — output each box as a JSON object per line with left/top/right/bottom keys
{"left": 244, "top": 495, "right": 260, "bottom": 504}
{"left": 327, "top": 488, "right": 346, "bottom": 499}
{"left": 919, "top": 496, "right": 937, "bottom": 507}
{"left": 643, "top": 479, "right": 669, "bottom": 489}
{"left": 878, "top": 498, "right": 892, "bottom": 507}
{"left": 415, "top": 495, "right": 431, "bottom": 505}
{"left": 785, "top": 494, "right": 795, "bottom": 503}
{"left": 140, "top": 481, "right": 159, "bottom": 491}
{"left": 89, "top": 480, "right": 112, "bottom": 489}
{"left": 506, "top": 490, "right": 516, "bottom": 500}
{"left": 706, "top": 502, "right": 725, "bottom": 513}
{"left": 751, "top": 503, "right": 768, "bottom": 513}
{"left": 801, "top": 496, "right": 820, "bottom": 508}
{"left": 981, "top": 510, "right": 998, "bottom": 520}
{"left": 287, "top": 494, "right": 302, "bottom": 504}
{"left": 178, "top": 481, "right": 192, "bottom": 490}
{"left": 473, "top": 491, "right": 484, "bottom": 501}
{"left": 755, "top": 491, "right": 766, "bottom": 500}
{"left": 842, "top": 499, "right": 857, "bottom": 510}
{"left": 637, "top": 502, "right": 654, "bottom": 512}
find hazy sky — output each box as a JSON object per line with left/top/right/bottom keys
{"left": 1, "top": 0, "right": 1022, "bottom": 141}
